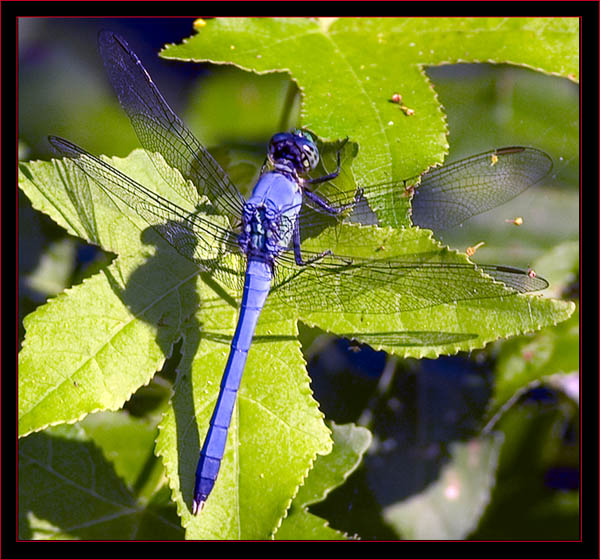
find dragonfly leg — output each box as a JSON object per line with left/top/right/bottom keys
{"left": 258, "top": 155, "right": 269, "bottom": 176}
{"left": 304, "top": 184, "right": 364, "bottom": 216}
{"left": 292, "top": 220, "right": 331, "bottom": 266}
{"left": 306, "top": 137, "right": 349, "bottom": 185}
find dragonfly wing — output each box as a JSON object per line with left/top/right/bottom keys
{"left": 287, "top": 147, "right": 552, "bottom": 316}
{"left": 49, "top": 136, "right": 245, "bottom": 290}
{"left": 270, "top": 247, "right": 546, "bottom": 315}
{"left": 479, "top": 264, "right": 549, "bottom": 291}
{"left": 98, "top": 31, "right": 245, "bottom": 221}
{"left": 298, "top": 185, "right": 387, "bottom": 241}
{"left": 412, "top": 146, "right": 553, "bottom": 230}
{"left": 298, "top": 146, "right": 553, "bottom": 234}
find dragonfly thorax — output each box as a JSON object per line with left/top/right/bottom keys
{"left": 240, "top": 171, "right": 303, "bottom": 264}
{"left": 268, "top": 130, "right": 319, "bottom": 177}
{"left": 240, "top": 204, "right": 282, "bottom": 263}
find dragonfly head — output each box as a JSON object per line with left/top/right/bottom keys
{"left": 268, "top": 129, "right": 320, "bottom": 176}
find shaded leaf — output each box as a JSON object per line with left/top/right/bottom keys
{"left": 18, "top": 423, "right": 183, "bottom": 540}
{"left": 485, "top": 303, "right": 579, "bottom": 428}
{"left": 156, "top": 308, "right": 332, "bottom": 539}
{"left": 382, "top": 434, "right": 503, "bottom": 539}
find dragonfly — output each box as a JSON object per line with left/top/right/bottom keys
{"left": 49, "top": 31, "right": 553, "bottom": 515}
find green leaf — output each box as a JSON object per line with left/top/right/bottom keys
{"left": 382, "top": 434, "right": 504, "bottom": 539}
{"left": 184, "top": 68, "right": 300, "bottom": 146}
{"left": 474, "top": 402, "right": 578, "bottom": 539}
{"left": 18, "top": 151, "right": 200, "bottom": 438}
{"left": 25, "top": 237, "right": 77, "bottom": 297}
{"left": 275, "top": 422, "right": 372, "bottom": 540}
{"left": 79, "top": 411, "right": 166, "bottom": 502}
{"left": 431, "top": 63, "right": 579, "bottom": 185}
{"left": 19, "top": 149, "right": 333, "bottom": 539}
{"left": 533, "top": 240, "right": 580, "bottom": 299}
{"left": 481, "top": 241, "right": 579, "bottom": 426}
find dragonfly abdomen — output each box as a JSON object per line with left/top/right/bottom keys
{"left": 194, "top": 167, "right": 305, "bottom": 513}
{"left": 193, "top": 258, "right": 272, "bottom": 514}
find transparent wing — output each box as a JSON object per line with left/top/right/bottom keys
{"left": 412, "top": 146, "right": 553, "bottom": 230}
{"left": 269, "top": 246, "right": 548, "bottom": 315}
{"left": 50, "top": 132, "right": 547, "bottom": 320}
{"left": 298, "top": 146, "right": 553, "bottom": 234}
{"left": 477, "top": 264, "right": 548, "bottom": 292}
{"left": 49, "top": 136, "right": 245, "bottom": 290}
{"left": 98, "top": 30, "right": 245, "bottom": 221}
{"left": 48, "top": 135, "right": 549, "bottom": 321}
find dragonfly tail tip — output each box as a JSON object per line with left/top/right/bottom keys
{"left": 192, "top": 497, "right": 206, "bottom": 515}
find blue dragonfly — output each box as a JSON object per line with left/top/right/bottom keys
{"left": 49, "top": 32, "right": 552, "bottom": 515}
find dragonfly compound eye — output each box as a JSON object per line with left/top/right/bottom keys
{"left": 300, "top": 141, "right": 319, "bottom": 171}
{"left": 287, "top": 129, "right": 319, "bottom": 171}
{"left": 268, "top": 131, "right": 320, "bottom": 174}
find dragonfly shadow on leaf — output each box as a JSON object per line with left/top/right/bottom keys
{"left": 101, "top": 217, "right": 217, "bottom": 512}
{"left": 200, "top": 331, "right": 299, "bottom": 346}
{"left": 340, "top": 331, "right": 478, "bottom": 349}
